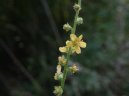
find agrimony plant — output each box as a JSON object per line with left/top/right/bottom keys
{"left": 53, "top": 0, "right": 86, "bottom": 96}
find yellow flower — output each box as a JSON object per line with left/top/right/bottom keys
{"left": 69, "top": 34, "right": 86, "bottom": 54}
{"left": 69, "top": 64, "right": 79, "bottom": 73}
{"left": 59, "top": 34, "right": 86, "bottom": 54}
{"left": 58, "top": 55, "right": 67, "bottom": 65}
{"left": 59, "top": 38, "right": 74, "bottom": 53}
{"left": 53, "top": 86, "right": 63, "bottom": 96}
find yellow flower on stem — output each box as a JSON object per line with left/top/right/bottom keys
{"left": 69, "top": 34, "right": 86, "bottom": 54}
{"left": 59, "top": 34, "right": 86, "bottom": 54}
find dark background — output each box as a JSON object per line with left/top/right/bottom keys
{"left": 0, "top": 0, "right": 129, "bottom": 96}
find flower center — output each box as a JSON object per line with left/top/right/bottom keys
{"left": 72, "top": 39, "right": 79, "bottom": 46}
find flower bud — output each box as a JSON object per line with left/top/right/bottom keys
{"left": 73, "top": 4, "right": 81, "bottom": 12}
{"left": 63, "top": 23, "right": 72, "bottom": 32}
{"left": 53, "top": 86, "right": 63, "bottom": 96}
{"left": 76, "top": 17, "right": 83, "bottom": 25}
{"left": 58, "top": 73, "right": 63, "bottom": 80}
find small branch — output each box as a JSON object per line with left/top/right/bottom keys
{"left": 0, "top": 39, "right": 45, "bottom": 95}
{"left": 40, "top": 0, "right": 62, "bottom": 45}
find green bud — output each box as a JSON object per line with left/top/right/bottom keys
{"left": 76, "top": 17, "right": 83, "bottom": 25}
{"left": 73, "top": 4, "right": 81, "bottom": 12}
{"left": 58, "top": 73, "right": 63, "bottom": 80}
{"left": 54, "top": 72, "right": 63, "bottom": 80}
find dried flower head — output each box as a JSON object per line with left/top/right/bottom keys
{"left": 53, "top": 86, "right": 63, "bottom": 96}
{"left": 69, "top": 64, "right": 79, "bottom": 73}
{"left": 58, "top": 55, "right": 67, "bottom": 65}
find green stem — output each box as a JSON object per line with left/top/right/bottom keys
{"left": 61, "top": 50, "right": 71, "bottom": 90}
{"left": 71, "top": 0, "right": 81, "bottom": 34}
{"left": 60, "top": 0, "right": 82, "bottom": 96}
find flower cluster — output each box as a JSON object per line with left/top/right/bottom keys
{"left": 53, "top": 0, "right": 86, "bottom": 96}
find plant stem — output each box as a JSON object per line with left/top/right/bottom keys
{"left": 61, "top": 50, "right": 71, "bottom": 91}
{"left": 60, "top": 0, "right": 82, "bottom": 95}
{"left": 72, "top": 0, "right": 81, "bottom": 34}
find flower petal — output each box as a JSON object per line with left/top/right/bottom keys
{"left": 57, "top": 65, "right": 61, "bottom": 73}
{"left": 70, "top": 34, "right": 76, "bottom": 41}
{"left": 66, "top": 40, "right": 70, "bottom": 45}
{"left": 79, "top": 34, "right": 83, "bottom": 40}
{"left": 79, "top": 41, "right": 86, "bottom": 48}
{"left": 54, "top": 73, "right": 58, "bottom": 80}
{"left": 59, "top": 47, "right": 67, "bottom": 53}
{"left": 75, "top": 47, "right": 81, "bottom": 54}
{"left": 66, "top": 40, "right": 72, "bottom": 47}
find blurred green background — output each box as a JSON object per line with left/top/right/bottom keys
{"left": 0, "top": 0, "right": 129, "bottom": 96}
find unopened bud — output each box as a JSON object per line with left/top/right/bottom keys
{"left": 76, "top": 17, "right": 83, "bottom": 25}
{"left": 63, "top": 23, "right": 72, "bottom": 32}
{"left": 73, "top": 4, "right": 81, "bottom": 12}
{"left": 58, "top": 73, "right": 63, "bottom": 80}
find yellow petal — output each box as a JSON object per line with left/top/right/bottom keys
{"left": 66, "top": 40, "right": 70, "bottom": 45}
{"left": 66, "top": 40, "right": 71, "bottom": 46}
{"left": 70, "top": 34, "right": 76, "bottom": 41}
{"left": 59, "top": 47, "right": 67, "bottom": 53}
{"left": 75, "top": 47, "right": 81, "bottom": 54}
{"left": 58, "top": 56, "right": 61, "bottom": 62}
{"left": 57, "top": 65, "right": 61, "bottom": 73}
{"left": 54, "top": 73, "right": 58, "bottom": 80}
{"left": 79, "top": 34, "right": 83, "bottom": 40}
{"left": 79, "top": 41, "right": 86, "bottom": 48}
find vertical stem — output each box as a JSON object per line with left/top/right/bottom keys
{"left": 72, "top": 0, "right": 81, "bottom": 34}
{"left": 61, "top": 51, "right": 71, "bottom": 90}
{"left": 60, "top": 0, "right": 82, "bottom": 96}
